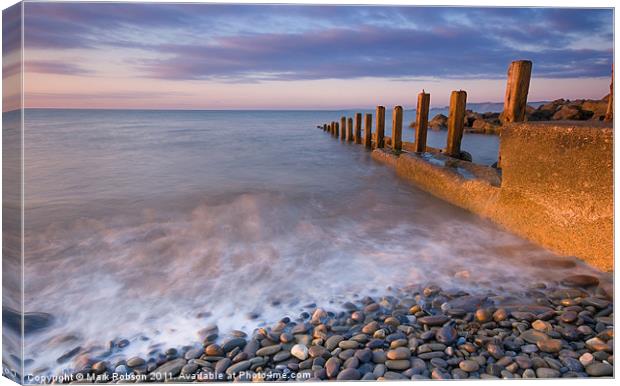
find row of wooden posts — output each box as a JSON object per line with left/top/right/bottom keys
{"left": 319, "top": 60, "right": 534, "bottom": 160}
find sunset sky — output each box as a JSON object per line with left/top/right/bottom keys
{"left": 3, "top": 2, "right": 614, "bottom": 110}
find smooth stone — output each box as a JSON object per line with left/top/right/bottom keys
{"left": 386, "top": 347, "right": 411, "bottom": 360}
{"left": 520, "top": 329, "right": 550, "bottom": 344}
{"left": 184, "top": 348, "right": 202, "bottom": 360}
{"left": 585, "top": 337, "right": 611, "bottom": 352}
{"left": 385, "top": 359, "right": 411, "bottom": 371}
{"left": 579, "top": 353, "right": 595, "bottom": 367}
{"left": 126, "top": 357, "right": 146, "bottom": 368}
{"left": 225, "top": 360, "right": 251, "bottom": 375}
{"left": 273, "top": 351, "right": 291, "bottom": 362}
{"left": 337, "top": 368, "right": 361, "bottom": 380}
{"left": 256, "top": 344, "right": 281, "bottom": 356}
{"left": 214, "top": 358, "right": 232, "bottom": 373}
{"left": 114, "top": 365, "right": 132, "bottom": 375}
{"left": 532, "top": 258, "right": 576, "bottom": 269}
{"left": 521, "top": 344, "right": 538, "bottom": 354}
{"left": 325, "top": 357, "right": 340, "bottom": 378}
{"left": 532, "top": 320, "right": 552, "bottom": 333}
{"left": 150, "top": 358, "right": 186, "bottom": 378}
{"left": 536, "top": 368, "right": 560, "bottom": 378}
{"left": 325, "top": 335, "right": 344, "bottom": 351}
{"left": 205, "top": 344, "right": 224, "bottom": 356}
{"left": 339, "top": 340, "right": 359, "bottom": 350}
{"left": 537, "top": 339, "right": 563, "bottom": 353}
{"left": 561, "top": 275, "right": 599, "bottom": 288}
{"left": 459, "top": 360, "right": 480, "bottom": 372}
{"left": 291, "top": 344, "right": 309, "bottom": 361}
{"left": 560, "top": 311, "right": 578, "bottom": 323}
{"left": 585, "top": 362, "right": 613, "bottom": 377}
{"left": 222, "top": 338, "right": 246, "bottom": 352}
{"left": 475, "top": 309, "right": 492, "bottom": 323}
{"left": 582, "top": 297, "right": 610, "bottom": 309}
{"left": 436, "top": 325, "right": 457, "bottom": 345}
{"left": 418, "top": 315, "right": 449, "bottom": 326}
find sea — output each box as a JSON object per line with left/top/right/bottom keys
{"left": 1, "top": 107, "right": 603, "bottom": 379}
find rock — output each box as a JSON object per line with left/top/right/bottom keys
{"left": 222, "top": 337, "right": 246, "bottom": 352}
{"left": 325, "top": 335, "right": 345, "bottom": 351}
{"left": 214, "top": 358, "right": 231, "bottom": 374}
{"left": 114, "top": 365, "right": 132, "bottom": 375}
{"left": 560, "top": 311, "right": 577, "bottom": 323}
{"left": 459, "top": 360, "right": 479, "bottom": 372}
{"left": 429, "top": 114, "right": 448, "bottom": 130}
{"left": 579, "top": 353, "right": 595, "bottom": 367}
{"left": 585, "top": 337, "right": 611, "bottom": 352}
{"left": 256, "top": 344, "right": 281, "bottom": 356}
{"left": 418, "top": 315, "right": 449, "bottom": 326}
{"left": 536, "top": 367, "right": 560, "bottom": 378}
{"left": 311, "top": 308, "right": 327, "bottom": 324}
{"left": 487, "top": 343, "right": 504, "bottom": 360}
{"left": 519, "top": 329, "right": 549, "bottom": 344}
{"left": 273, "top": 351, "right": 291, "bottom": 362}
{"left": 552, "top": 105, "right": 590, "bottom": 120}
{"left": 445, "top": 295, "right": 489, "bottom": 312}
{"left": 339, "top": 340, "right": 359, "bottom": 350}
{"left": 469, "top": 119, "right": 500, "bottom": 134}
{"left": 291, "top": 344, "right": 309, "bottom": 361}
{"left": 582, "top": 297, "right": 610, "bottom": 308}
{"left": 385, "top": 359, "right": 411, "bottom": 370}
{"left": 325, "top": 357, "right": 340, "bottom": 378}
{"left": 337, "top": 368, "right": 361, "bottom": 380}
{"left": 184, "top": 348, "right": 202, "bottom": 360}
{"left": 205, "top": 344, "right": 224, "bottom": 356}
{"left": 436, "top": 325, "right": 457, "bottom": 345}
{"left": 536, "top": 339, "right": 562, "bottom": 353}
{"left": 386, "top": 347, "right": 411, "bottom": 360}
{"left": 225, "top": 360, "right": 251, "bottom": 375}
{"left": 92, "top": 361, "right": 107, "bottom": 375}
{"left": 561, "top": 275, "right": 599, "bottom": 288}
{"left": 493, "top": 308, "right": 508, "bottom": 322}
{"left": 585, "top": 362, "right": 613, "bottom": 377}
{"left": 532, "top": 320, "right": 552, "bottom": 333}
{"left": 126, "top": 357, "right": 145, "bottom": 368}
{"left": 150, "top": 358, "right": 186, "bottom": 378}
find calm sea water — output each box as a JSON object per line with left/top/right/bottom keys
{"left": 3, "top": 109, "right": 602, "bottom": 377}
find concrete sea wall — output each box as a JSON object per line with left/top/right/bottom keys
{"left": 372, "top": 121, "right": 613, "bottom": 271}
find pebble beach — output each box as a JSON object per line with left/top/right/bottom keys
{"left": 54, "top": 270, "right": 613, "bottom": 383}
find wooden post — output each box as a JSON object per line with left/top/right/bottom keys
{"left": 354, "top": 113, "right": 362, "bottom": 144}
{"left": 446, "top": 90, "right": 467, "bottom": 158}
{"left": 363, "top": 113, "right": 372, "bottom": 148}
{"left": 414, "top": 91, "right": 430, "bottom": 152}
{"left": 392, "top": 106, "right": 403, "bottom": 151}
{"left": 376, "top": 106, "right": 385, "bottom": 148}
{"left": 330, "top": 121, "right": 335, "bottom": 136}
{"left": 339, "top": 117, "right": 346, "bottom": 140}
{"left": 334, "top": 121, "right": 339, "bottom": 137}
{"left": 501, "top": 60, "right": 532, "bottom": 123}
{"left": 346, "top": 117, "right": 353, "bottom": 141}
{"left": 605, "top": 65, "right": 613, "bottom": 122}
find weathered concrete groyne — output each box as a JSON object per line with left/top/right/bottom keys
{"left": 319, "top": 60, "right": 613, "bottom": 271}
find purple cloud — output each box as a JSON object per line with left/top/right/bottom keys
{"left": 19, "top": 3, "right": 614, "bottom": 81}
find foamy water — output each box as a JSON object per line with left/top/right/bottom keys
{"left": 2, "top": 109, "right": 606, "bottom": 378}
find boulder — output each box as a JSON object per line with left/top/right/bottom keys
{"left": 429, "top": 114, "right": 448, "bottom": 130}
{"left": 552, "top": 105, "right": 589, "bottom": 120}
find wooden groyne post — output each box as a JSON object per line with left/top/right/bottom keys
{"left": 376, "top": 106, "right": 385, "bottom": 148}
{"left": 363, "top": 113, "right": 372, "bottom": 148}
{"left": 446, "top": 90, "right": 467, "bottom": 158}
{"left": 340, "top": 117, "right": 346, "bottom": 140}
{"left": 414, "top": 91, "right": 430, "bottom": 152}
{"left": 334, "top": 121, "right": 339, "bottom": 137}
{"left": 392, "top": 106, "right": 403, "bottom": 151}
{"left": 346, "top": 117, "right": 353, "bottom": 141}
{"left": 501, "top": 60, "right": 532, "bottom": 123}
{"left": 354, "top": 113, "right": 362, "bottom": 144}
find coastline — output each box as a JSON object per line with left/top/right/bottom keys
{"left": 48, "top": 273, "right": 613, "bottom": 383}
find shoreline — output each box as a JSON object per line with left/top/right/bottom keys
{"left": 45, "top": 274, "right": 613, "bottom": 383}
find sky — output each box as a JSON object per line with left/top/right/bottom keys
{"left": 2, "top": 2, "right": 614, "bottom": 110}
